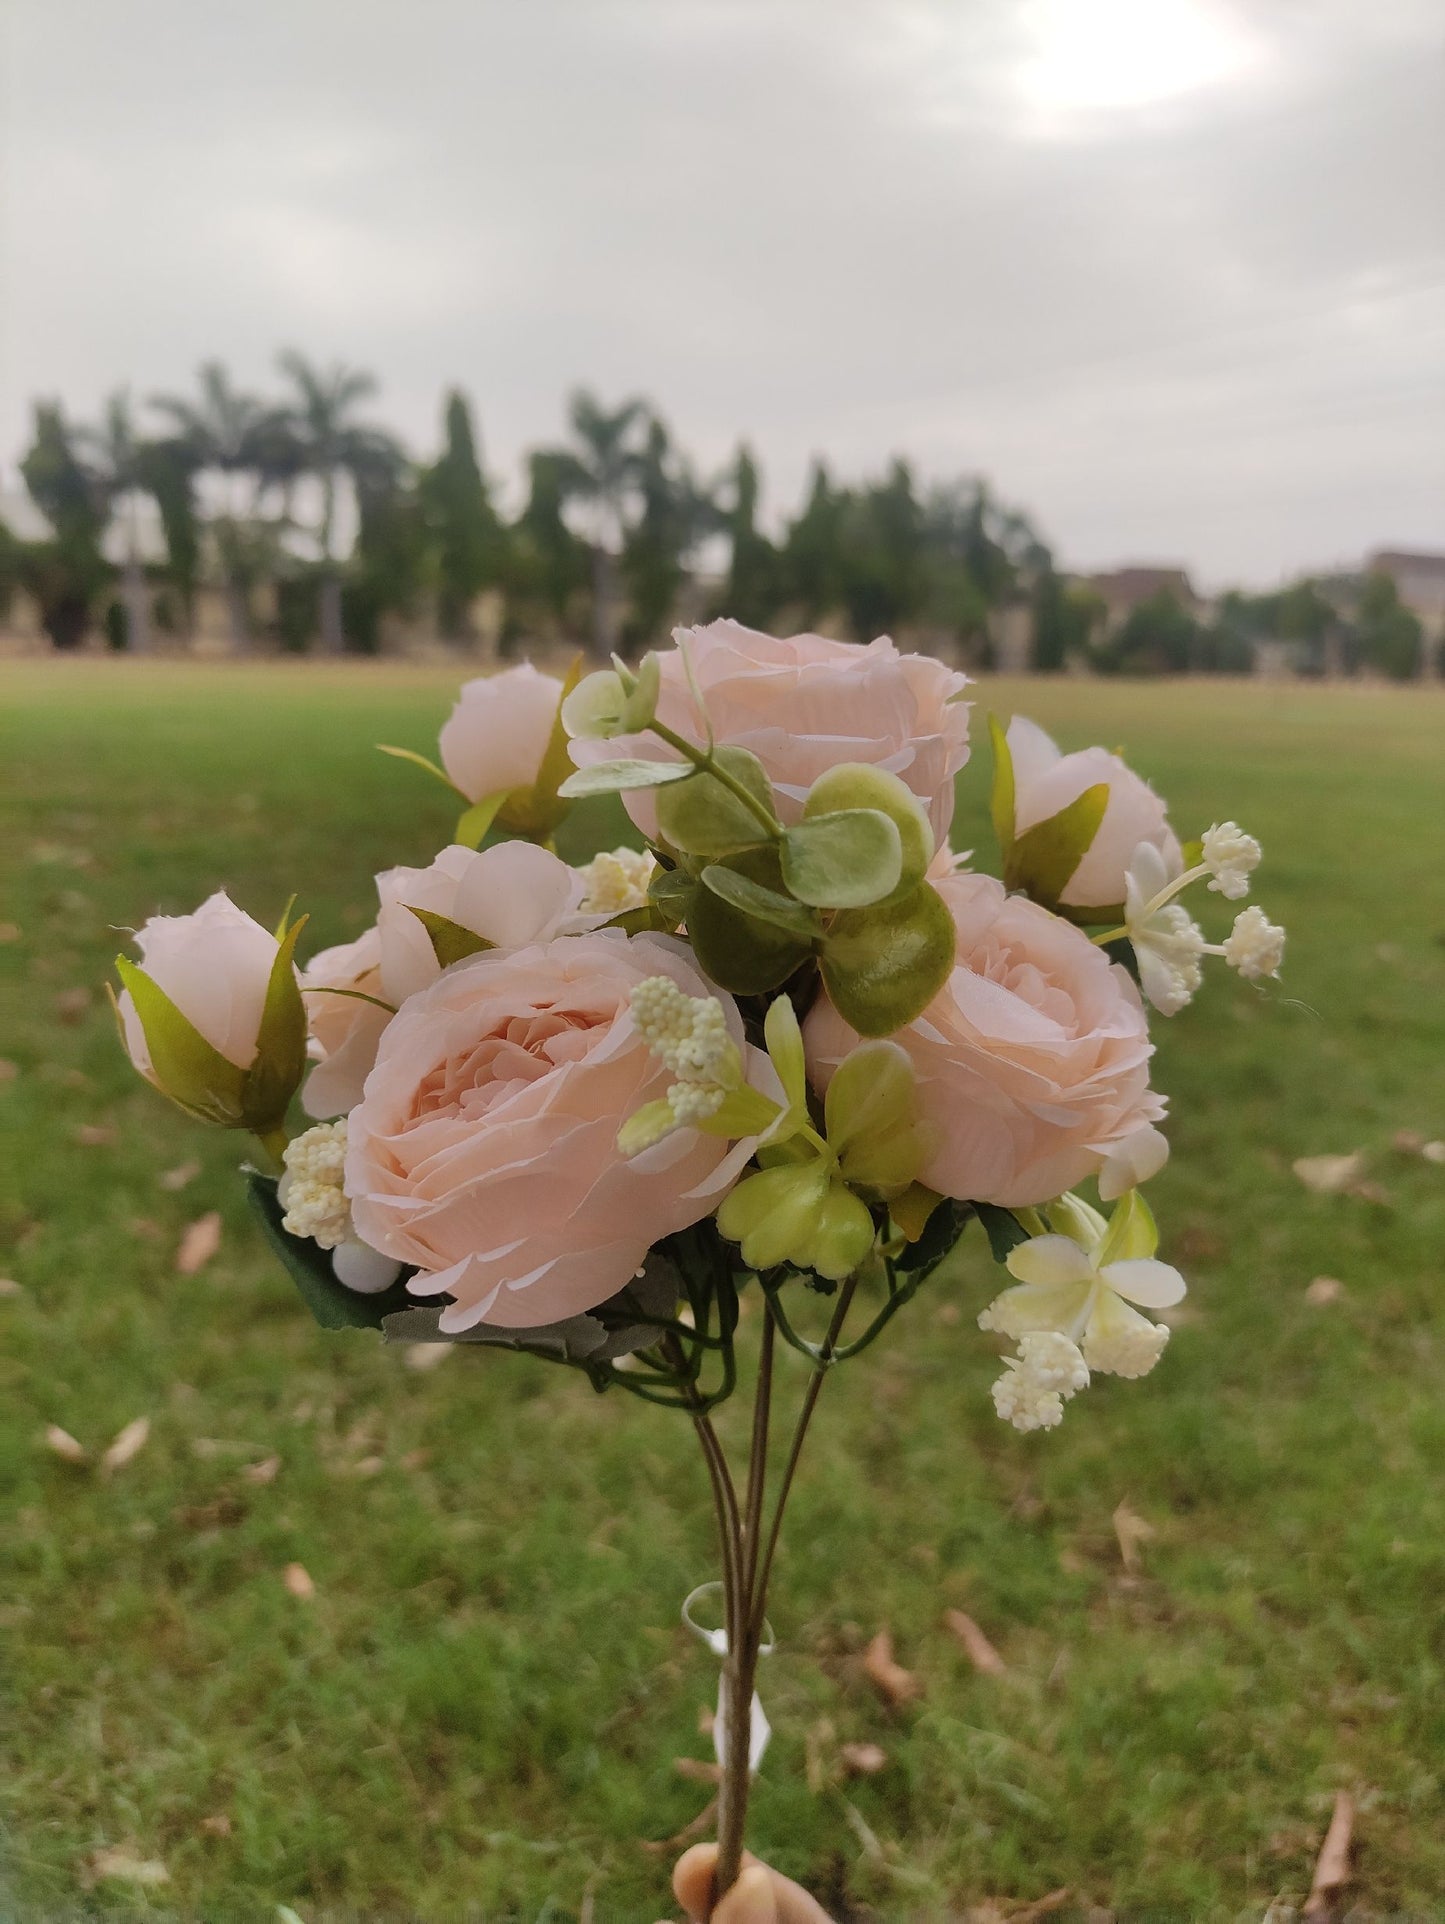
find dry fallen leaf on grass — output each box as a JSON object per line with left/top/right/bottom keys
{"left": 1303, "top": 1790, "right": 1354, "bottom": 1920}
{"left": 0, "top": 922, "right": 19, "bottom": 942}
{"left": 159, "top": 1160, "right": 201, "bottom": 1191}
{"left": 44, "top": 1424, "right": 88, "bottom": 1464}
{"left": 406, "top": 1343, "right": 452, "bottom": 1372}
{"left": 673, "top": 1756, "right": 722, "bottom": 1785}
{"left": 1305, "top": 1276, "right": 1346, "bottom": 1306}
{"left": 85, "top": 1847, "right": 169, "bottom": 1888}
{"left": 101, "top": 1416, "right": 151, "bottom": 1475}
{"left": 199, "top": 1813, "right": 232, "bottom": 1838}
{"left": 943, "top": 1608, "right": 1008, "bottom": 1676}
{"left": 0, "top": 1277, "right": 23, "bottom": 1298}
{"left": 639, "top": 1792, "right": 719, "bottom": 1856}
{"left": 840, "top": 1741, "right": 889, "bottom": 1776}
{"left": 0, "top": 1058, "right": 18, "bottom": 1082}
{"left": 241, "top": 1454, "right": 281, "bottom": 1485}
{"left": 1423, "top": 1140, "right": 1445, "bottom": 1165}
{"left": 175, "top": 1212, "right": 222, "bottom": 1275}
{"left": 1010, "top": 1889, "right": 1073, "bottom": 1922}
{"left": 283, "top": 1562, "right": 316, "bottom": 1601}
{"left": 1292, "top": 1153, "right": 1389, "bottom": 1204}
{"left": 864, "top": 1628, "right": 922, "bottom": 1706}
{"left": 1112, "top": 1500, "right": 1157, "bottom": 1573}
{"left": 54, "top": 986, "right": 93, "bottom": 1023}
{"left": 75, "top": 1123, "right": 117, "bottom": 1146}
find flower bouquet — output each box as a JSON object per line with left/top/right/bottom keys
{"left": 112, "top": 622, "right": 1286, "bottom": 1910}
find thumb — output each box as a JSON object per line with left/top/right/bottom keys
{"left": 715, "top": 1863, "right": 780, "bottom": 1924}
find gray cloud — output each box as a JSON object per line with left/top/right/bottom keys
{"left": 2, "top": 0, "right": 1441, "bottom": 584}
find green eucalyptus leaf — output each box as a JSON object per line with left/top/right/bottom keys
{"left": 819, "top": 881, "right": 955, "bottom": 1038}
{"left": 245, "top": 1169, "right": 414, "bottom": 1330}
{"left": 687, "top": 846, "right": 813, "bottom": 996}
{"left": 654, "top": 745, "right": 776, "bottom": 858}
{"left": 406, "top": 905, "right": 496, "bottom": 969}
{"left": 454, "top": 792, "right": 507, "bottom": 849}
{"left": 698, "top": 864, "right": 822, "bottom": 939}
{"left": 803, "top": 764, "right": 933, "bottom": 903}
{"left": 647, "top": 865, "right": 696, "bottom": 933}
{"left": 561, "top": 668, "right": 627, "bottom": 740}
{"left": 242, "top": 916, "right": 309, "bottom": 1131}
{"left": 988, "top": 714, "right": 1016, "bottom": 855}
{"left": 114, "top": 955, "right": 249, "bottom": 1125}
{"left": 781, "top": 809, "right": 902, "bottom": 909}
{"left": 558, "top": 758, "right": 698, "bottom": 799}
{"left": 1004, "top": 782, "right": 1109, "bottom": 907}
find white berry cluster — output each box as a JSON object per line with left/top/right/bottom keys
{"left": 579, "top": 846, "right": 656, "bottom": 917}
{"left": 279, "top": 1119, "right": 351, "bottom": 1249}
{"left": 1200, "top": 821, "right": 1262, "bottom": 899}
{"left": 1222, "top": 903, "right": 1287, "bottom": 981}
{"left": 991, "top": 1332, "right": 1090, "bottom": 1433}
{"left": 629, "top": 976, "right": 742, "bottom": 1142}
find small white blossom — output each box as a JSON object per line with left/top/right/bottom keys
{"left": 980, "top": 1191, "right": 1184, "bottom": 1385}
{"left": 1222, "top": 904, "right": 1286, "bottom": 981}
{"left": 579, "top": 846, "right": 656, "bottom": 917}
{"left": 990, "top": 1333, "right": 1089, "bottom": 1432}
{"left": 1200, "top": 821, "right": 1261, "bottom": 899}
{"left": 279, "top": 1120, "right": 351, "bottom": 1249}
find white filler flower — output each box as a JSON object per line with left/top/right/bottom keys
{"left": 624, "top": 975, "right": 743, "bottom": 1149}
{"left": 279, "top": 1120, "right": 351, "bottom": 1248}
{"left": 1222, "top": 904, "right": 1286, "bottom": 980}
{"left": 1199, "top": 821, "right": 1262, "bottom": 899}
{"left": 981, "top": 1190, "right": 1185, "bottom": 1385}
{"left": 1116, "top": 831, "right": 1283, "bottom": 1015}
{"left": 579, "top": 846, "right": 656, "bottom": 917}
{"left": 991, "top": 1330, "right": 1091, "bottom": 1432}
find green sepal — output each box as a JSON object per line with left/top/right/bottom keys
{"left": 988, "top": 714, "right": 1016, "bottom": 856}
{"left": 654, "top": 745, "right": 776, "bottom": 859}
{"left": 114, "top": 954, "right": 249, "bottom": 1125}
{"left": 241, "top": 914, "right": 309, "bottom": 1132}
{"left": 1181, "top": 836, "right": 1204, "bottom": 868}
{"left": 695, "top": 1084, "right": 785, "bottom": 1141}
{"left": 499, "top": 655, "right": 586, "bottom": 838}
{"left": 377, "top": 743, "right": 466, "bottom": 797}
{"left": 1004, "top": 782, "right": 1109, "bottom": 907}
{"left": 245, "top": 1169, "right": 415, "bottom": 1331}
{"left": 824, "top": 1039, "right": 933, "bottom": 1197}
{"left": 1096, "top": 1186, "right": 1158, "bottom": 1265}
{"left": 558, "top": 758, "right": 699, "bottom": 799}
{"left": 780, "top": 808, "right": 902, "bottom": 909}
{"left": 688, "top": 847, "right": 814, "bottom": 996}
{"left": 975, "top": 1201, "right": 1030, "bottom": 1264}
{"left": 810, "top": 1182, "right": 877, "bottom": 1281}
{"left": 406, "top": 904, "right": 496, "bottom": 969}
{"left": 819, "top": 881, "right": 955, "bottom": 1038}
{"left": 698, "top": 864, "right": 822, "bottom": 940}
{"left": 763, "top": 993, "right": 809, "bottom": 1117}
{"left": 803, "top": 764, "right": 933, "bottom": 905}
{"left": 890, "top": 1182, "right": 945, "bottom": 1244}
{"left": 454, "top": 792, "right": 507, "bottom": 849}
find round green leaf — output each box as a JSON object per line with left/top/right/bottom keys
{"left": 698, "top": 864, "right": 822, "bottom": 940}
{"left": 780, "top": 808, "right": 902, "bottom": 909}
{"left": 687, "top": 846, "right": 814, "bottom": 996}
{"left": 557, "top": 758, "right": 697, "bottom": 798}
{"left": 803, "top": 764, "right": 933, "bottom": 903}
{"left": 654, "top": 745, "right": 776, "bottom": 858}
{"left": 820, "top": 881, "right": 956, "bottom": 1037}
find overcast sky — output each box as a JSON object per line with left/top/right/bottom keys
{"left": 2, "top": 0, "right": 1442, "bottom": 587}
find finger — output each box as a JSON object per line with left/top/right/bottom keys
{"left": 715, "top": 1864, "right": 779, "bottom": 1924}
{"left": 767, "top": 1869, "right": 838, "bottom": 1924}
{"left": 673, "top": 1845, "right": 763, "bottom": 1922}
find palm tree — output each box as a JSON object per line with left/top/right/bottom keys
{"left": 81, "top": 391, "right": 155, "bottom": 653}
{"left": 550, "top": 390, "right": 650, "bottom": 656}
{"left": 150, "top": 361, "right": 286, "bottom": 651}
{"left": 276, "top": 351, "right": 403, "bottom": 653}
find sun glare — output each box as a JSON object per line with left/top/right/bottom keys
{"left": 1018, "top": 0, "right": 1261, "bottom": 120}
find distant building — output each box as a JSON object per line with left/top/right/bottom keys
{"left": 1079, "top": 565, "right": 1203, "bottom": 634}
{"left": 1365, "top": 550, "right": 1445, "bottom": 629}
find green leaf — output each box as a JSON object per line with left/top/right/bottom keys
{"left": 377, "top": 743, "right": 465, "bottom": 797}
{"left": 803, "top": 764, "right": 933, "bottom": 903}
{"left": 781, "top": 809, "right": 902, "bottom": 909}
{"left": 1096, "top": 1186, "right": 1158, "bottom": 1265}
{"left": 114, "top": 955, "right": 249, "bottom": 1125}
{"left": 454, "top": 792, "right": 506, "bottom": 849}
{"left": 245, "top": 1169, "right": 414, "bottom": 1331}
{"left": 406, "top": 905, "right": 496, "bottom": 969}
{"left": 698, "top": 864, "right": 822, "bottom": 940}
{"left": 890, "top": 1184, "right": 947, "bottom": 1247}
{"left": 688, "top": 847, "right": 814, "bottom": 996}
{"left": 242, "top": 915, "right": 309, "bottom": 1131}
{"left": 654, "top": 745, "right": 777, "bottom": 858}
{"left": 557, "top": 758, "right": 698, "bottom": 799}
{"left": 975, "top": 1201, "right": 1030, "bottom": 1264}
{"left": 500, "top": 655, "right": 586, "bottom": 838}
{"left": 988, "top": 714, "right": 1016, "bottom": 855}
{"left": 647, "top": 865, "right": 696, "bottom": 932}
{"left": 1005, "top": 782, "right": 1109, "bottom": 907}
{"left": 819, "top": 881, "right": 955, "bottom": 1038}
{"left": 561, "top": 667, "right": 628, "bottom": 740}
{"left": 824, "top": 1040, "right": 932, "bottom": 1195}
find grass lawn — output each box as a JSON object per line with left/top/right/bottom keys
{"left": 1, "top": 660, "right": 1442, "bottom": 1922}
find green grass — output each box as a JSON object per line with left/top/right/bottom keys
{"left": 1, "top": 661, "right": 1442, "bottom": 1921}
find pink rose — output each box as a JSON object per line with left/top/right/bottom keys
{"left": 804, "top": 871, "right": 1164, "bottom": 1209}
{"left": 1007, "top": 716, "right": 1180, "bottom": 913}
{"left": 439, "top": 663, "right": 564, "bottom": 803}
{"left": 301, "top": 842, "right": 595, "bottom": 1119}
{"left": 571, "top": 620, "right": 972, "bottom": 843}
{"left": 346, "top": 932, "right": 765, "bottom": 1329}
{"left": 119, "top": 890, "right": 279, "bottom": 1083}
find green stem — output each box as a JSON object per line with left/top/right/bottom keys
{"left": 649, "top": 720, "right": 782, "bottom": 840}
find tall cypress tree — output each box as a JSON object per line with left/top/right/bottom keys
{"left": 422, "top": 390, "right": 499, "bottom": 639}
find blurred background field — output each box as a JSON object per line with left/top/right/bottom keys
{"left": 1, "top": 661, "right": 1443, "bottom": 1920}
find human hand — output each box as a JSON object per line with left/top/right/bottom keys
{"left": 669, "top": 1842, "right": 837, "bottom": 1923}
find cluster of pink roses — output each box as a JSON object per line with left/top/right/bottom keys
{"left": 116, "top": 619, "right": 1284, "bottom": 1428}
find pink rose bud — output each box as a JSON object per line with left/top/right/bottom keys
{"left": 805, "top": 871, "right": 1166, "bottom": 1211}
{"left": 1006, "top": 715, "right": 1180, "bottom": 914}
{"left": 438, "top": 663, "right": 565, "bottom": 804}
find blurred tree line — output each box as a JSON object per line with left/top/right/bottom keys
{"left": 1, "top": 357, "right": 1435, "bottom": 680}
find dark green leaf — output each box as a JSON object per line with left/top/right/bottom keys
{"left": 974, "top": 1201, "right": 1030, "bottom": 1264}
{"left": 688, "top": 846, "right": 814, "bottom": 995}
{"left": 245, "top": 1169, "right": 414, "bottom": 1330}
{"left": 698, "top": 864, "right": 822, "bottom": 939}
{"left": 819, "top": 881, "right": 956, "bottom": 1037}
